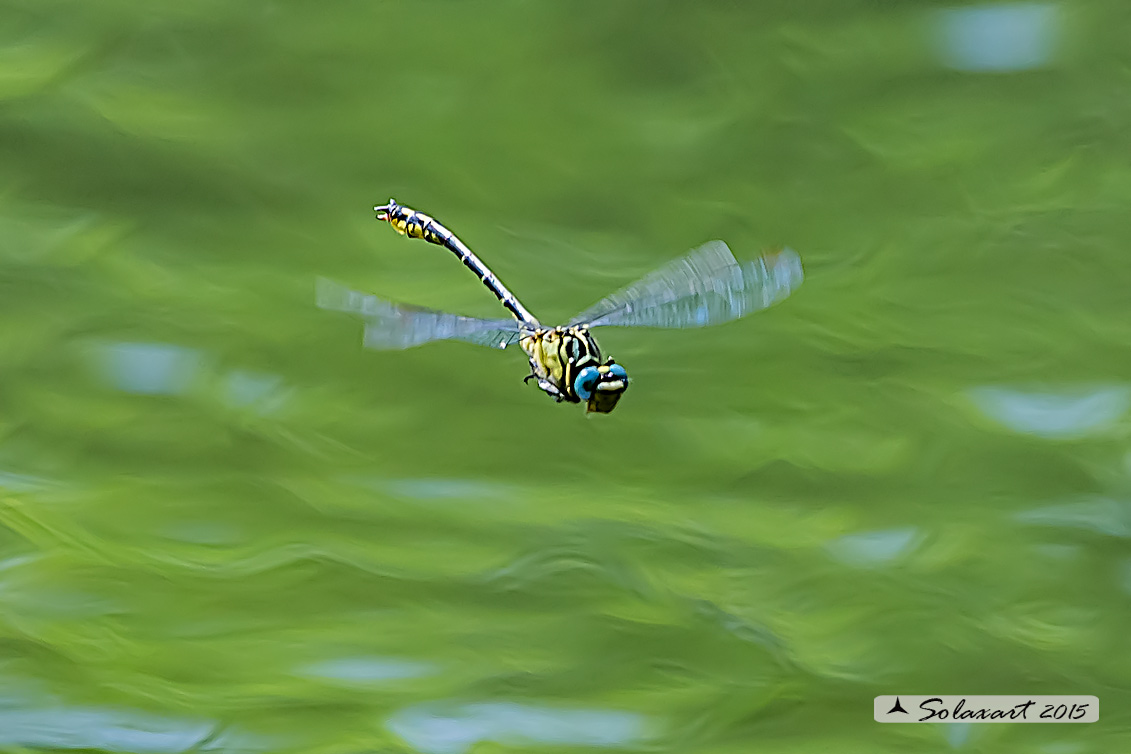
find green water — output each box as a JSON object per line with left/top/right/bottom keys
{"left": 1, "top": 1, "right": 1129, "bottom": 752}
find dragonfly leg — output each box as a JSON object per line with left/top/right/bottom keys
{"left": 539, "top": 379, "right": 564, "bottom": 402}
{"left": 522, "top": 350, "right": 566, "bottom": 402}
{"left": 524, "top": 370, "right": 564, "bottom": 401}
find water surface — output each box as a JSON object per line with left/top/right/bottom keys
{"left": 1, "top": 1, "right": 1129, "bottom": 751}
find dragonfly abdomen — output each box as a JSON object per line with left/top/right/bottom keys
{"left": 375, "top": 199, "right": 539, "bottom": 327}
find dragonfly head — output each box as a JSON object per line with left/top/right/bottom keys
{"left": 575, "top": 360, "right": 629, "bottom": 414}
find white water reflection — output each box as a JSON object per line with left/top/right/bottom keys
{"left": 387, "top": 702, "right": 649, "bottom": 754}
{"left": 935, "top": 3, "right": 1060, "bottom": 72}
{"left": 0, "top": 586, "right": 121, "bottom": 620}
{"left": 95, "top": 341, "right": 203, "bottom": 396}
{"left": 946, "top": 720, "right": 973, "bottom": 748}
{"left": 347, "top": 476, "right": 518, "bottom": 502}
{"left": 826, "top": 527, "right": 920, "bottom": 568}
{"left": 92, "top": 342, "right": 289, "bottom": 415}
{"left": 966, "top": 386, "right": 1130, "bottom": 439}
{"left": 0, "top": 677, "right": 270, "bottom": 753}
{"left": 1016, "top": 496, "right": 1131, "bottom": 538}
{"left": 0, "top": 469, "right": 56, "bottom": 491}
{"left": 224, "top": 369, "right": 288, "bottom": 414}
{"left": 297, "top": 656, "right": 437, "bottom": 684}
{"left": 0, "top": 700, "right": 217, "bottom": 753}
{"left": 0, "top": 708, "right": 206, "bottom": 753}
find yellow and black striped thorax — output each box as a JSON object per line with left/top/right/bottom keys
{"left": 522, "top": 326, "right": 602, "bottom": 403}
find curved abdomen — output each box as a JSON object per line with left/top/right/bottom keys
{"left": 376, "top": 200, "right": 539, "bottom": 327}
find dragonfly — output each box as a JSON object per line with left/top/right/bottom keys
{"left": 317, "top": 200, "right": 804, "bottom": 413}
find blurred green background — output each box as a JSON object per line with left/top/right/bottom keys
{"left": 0, "top": 0, "right": 1129, "bottom": 752}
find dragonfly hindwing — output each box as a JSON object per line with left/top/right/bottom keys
{"left": 316, "top": 278, "right": 527, "bottom": 350}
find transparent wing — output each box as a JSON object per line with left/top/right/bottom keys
{"left": 316, "top": 278, "right": 528, "bottom": 350}
{"left": 568, "top": 241, "right": 803, "bottom": 329}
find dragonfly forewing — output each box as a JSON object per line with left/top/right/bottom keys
{"left": 568, "top": 241, "right": 803, "bottom": 329}
{"left": 317, "top": 277, "right": 528, "bottom": 350}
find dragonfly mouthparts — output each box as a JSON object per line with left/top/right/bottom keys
{"left": 374, "top": 199, "right": 397, "bottom": 222}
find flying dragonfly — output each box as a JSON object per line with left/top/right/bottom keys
{"left": 317, "top": 200, "right": 804, "bottom": 413}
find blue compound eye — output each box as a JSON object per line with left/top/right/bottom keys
{"left": 574, "top": 366, "right": 600, "bottom": 400}
{"left": 607, "top": 364, "right": 628, "bottom": 381}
